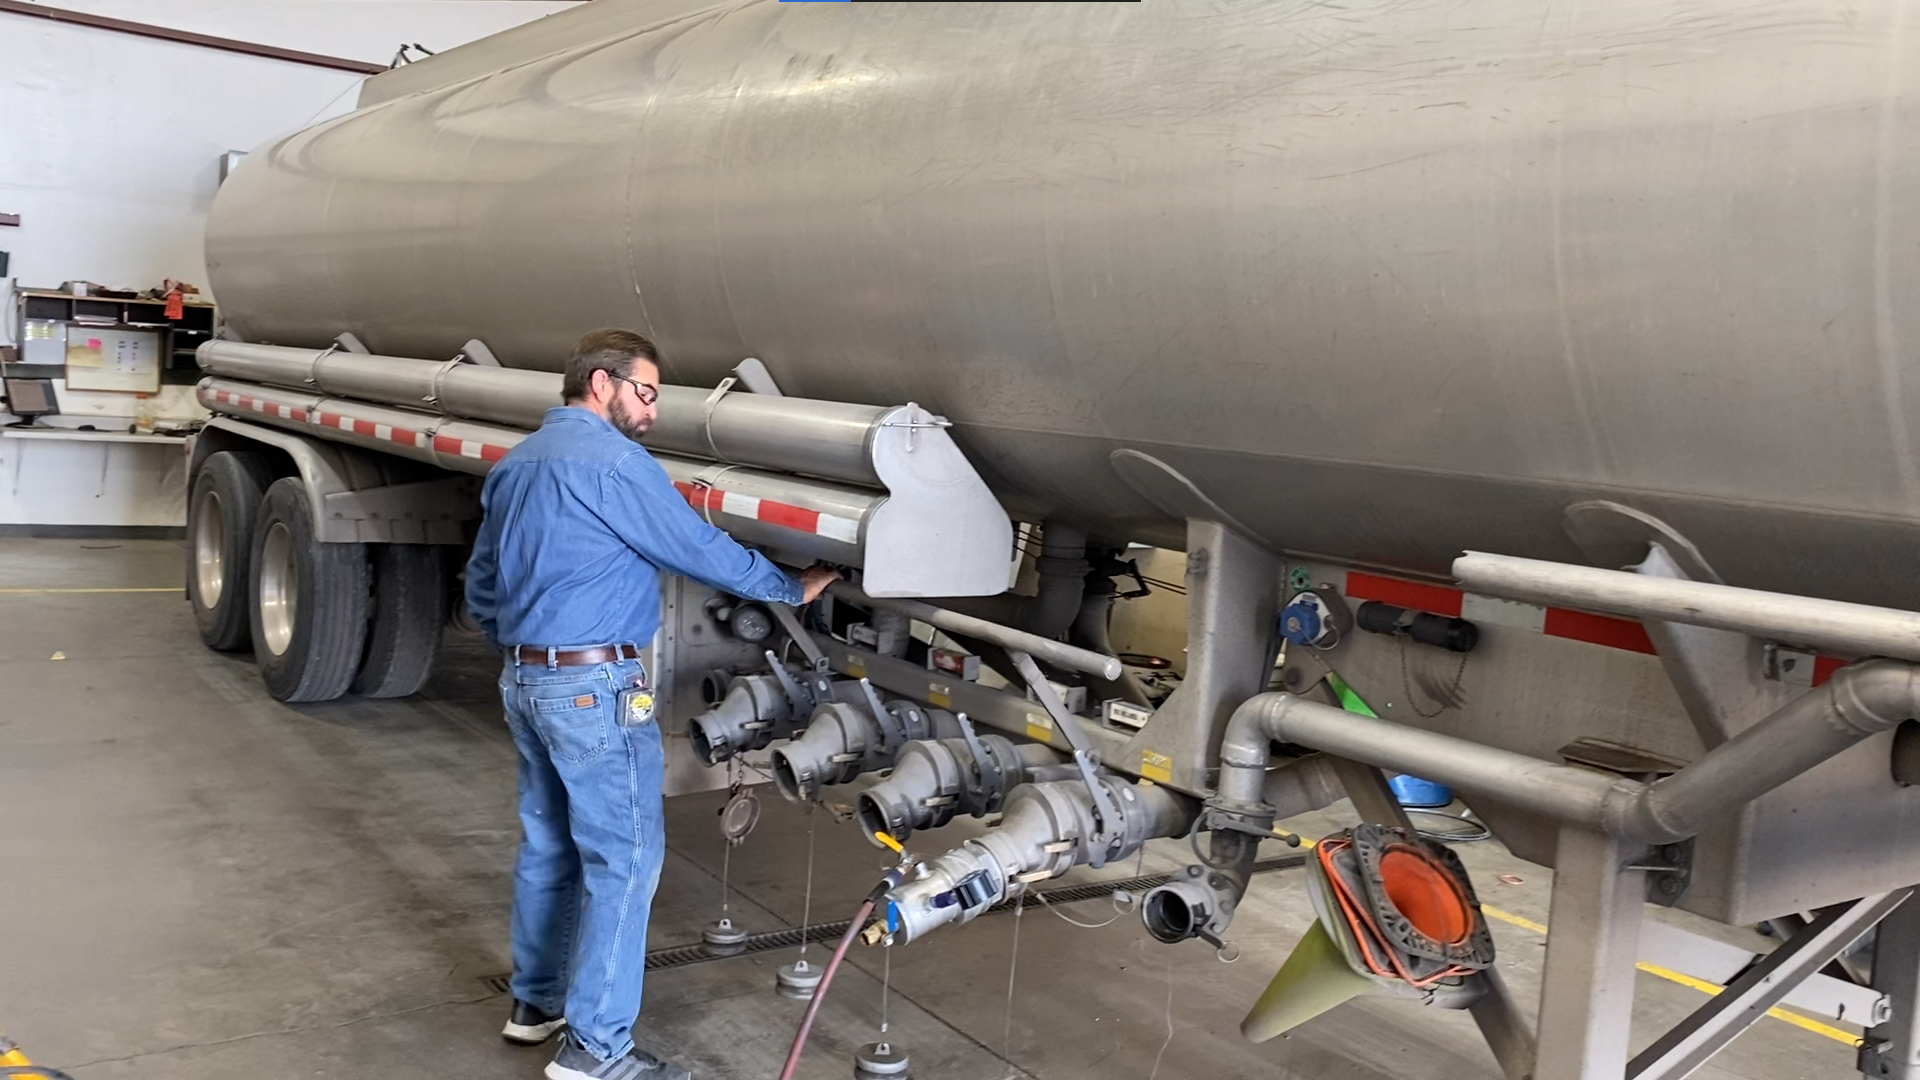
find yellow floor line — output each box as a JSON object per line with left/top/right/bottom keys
{"left": 0, "top": 586, "right": 179, "bottom": 593}
{"left": 1479, "top": 903, "right": 1861, "bottom": 1047}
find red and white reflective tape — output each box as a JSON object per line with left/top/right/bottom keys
{"left": 201, "top": 385, "right": 862, "bottom": 545}
{"left": 673, "top": 481, "right": 862, "bottom": 545}
{"left": 204, "top": 386, "right": 310, "bottom": 424}
{"left": 1344, "top": 570, "right": 1846, "bottom": 685}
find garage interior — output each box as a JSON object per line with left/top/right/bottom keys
{"left": 0, "top": 539, "right": 1862, "bottom": 1077}
{"left": 3, "top": 3, "right": 1919, "bottom": 1080}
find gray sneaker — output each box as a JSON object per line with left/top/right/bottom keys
{"left": 545, "top": 1033, "right": 693, "bottom": 1080}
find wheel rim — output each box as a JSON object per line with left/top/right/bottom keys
{"left": 258, "top": 521, "right": 298, "bottom": 657}
{"left": 193, "top": 489, "right": 226, "bottom": 608}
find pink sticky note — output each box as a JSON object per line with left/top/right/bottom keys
{"left": 87, "top": 337, "right": 101, "bottom": 348}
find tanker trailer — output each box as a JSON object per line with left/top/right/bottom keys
{"left": 186, "top": 1, "right": 1920, "bottom": 1077}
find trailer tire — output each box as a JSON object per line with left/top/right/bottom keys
{"left": 188, "top": 450, "right": 274, "bottom": 651}
{"left": 249, "top": 478, "right": 371, "bottom": 703}
{"left": 352, "top": 544, "right": 447, "bottom": 699}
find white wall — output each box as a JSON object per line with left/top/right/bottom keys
{"left": 0, "top": 0, "right": 576, "bottom": 434}
{"left": 0, "top": 0, "right": 578, "bottom": 334}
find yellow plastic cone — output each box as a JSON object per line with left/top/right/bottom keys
{"left": 1240, "top": 919, "right": 1377, "bottom": 1042}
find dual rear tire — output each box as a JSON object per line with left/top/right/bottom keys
{"left": 188, "top": 451, "right": 447, "bottom": 703}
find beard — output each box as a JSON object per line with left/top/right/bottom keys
{"left": 609, "top": 396, "right": 653, "bottom": 442}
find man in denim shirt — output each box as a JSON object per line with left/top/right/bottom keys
{"left": 467, "top": 329, "right": 836, "bottom": 1080}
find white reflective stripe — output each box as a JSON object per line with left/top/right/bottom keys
{"left": 817, "top": 515, "right": 861, "bottom": 544}
{"left": 251, "top": 399, "right": 266, "bottom": 412}
{"left": 460, "top": 440, "right": 483, "bottom": 459}
{"left": 335, "top": 414, "right": 354, "bottom": 431}
{"left": 719, "top": 490, "right": 761, "bottom": 520}
{"left": 1460, "top": 593, "right": 1548, "bottom": 633}
{"left": 415, "top": 431, "right": 432, "bottom": 449}
{"left": 374, "top": 424, "right": 392, "bottom": 442}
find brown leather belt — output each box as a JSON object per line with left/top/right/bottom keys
{"left": 511, "top": 642, "right": 644, "bottom": 667}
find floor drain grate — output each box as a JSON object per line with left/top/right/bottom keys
{"left": 479, "top": 973, "right": 512, "bottom": 994}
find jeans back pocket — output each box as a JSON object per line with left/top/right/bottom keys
{"left": 530, "top": 689, "right": 612, "bottom": 764}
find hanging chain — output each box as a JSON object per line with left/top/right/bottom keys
{"left": 720, "top": 758, "right": 741, "bottom": 920}
{"left": 1398, "top": 633, "right": 1469, "bottom": 719}
{"left": 1002, "top": 889, "right": 1025, "bottom": 1066}
{"left": 797, "top": 806, "right": 817, "bottom": 963}
{"left": 880, "top": 938, "right": 892, "bottom": 1039}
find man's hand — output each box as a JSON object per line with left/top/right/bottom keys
{"left": 800, "top": 566, "right": 841, "bottom": 604}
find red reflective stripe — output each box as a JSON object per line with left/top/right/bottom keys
{"left": 480, "top": 443, "right": 508, "bottom": 463}
{"left": 354, "top": 419, "right": 379, "bottom": 436}
{"left": 758, "top": 500, "right": 820, "bottom": 533}
{"left": 1347, "top": 569, "right": 1660, "bottom": 655}
{"left": 673, "top": 481, "right": 721, "bottom": 514}
{"left": 1813, "top": 655, "right": 1846, "bottom": 686}
{"left": 291, "top": 408, "right": 309, "bottom": 422}
{"left": 1346, "top": 572, "right": 1464, "bottom": 617}
{"left": 672, "top": 480, "right": 836, "bottom": 537}
{"left": 1542, "top": 607, "right": 1656, "bottom": 655}
{"left": 431, "top": 434, "right": 464, "bottom": 455}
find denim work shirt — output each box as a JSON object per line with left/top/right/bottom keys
{"left": 466, "top": 406, "right": 803, "bottom": 649}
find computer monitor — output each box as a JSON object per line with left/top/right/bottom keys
{"left": 3, "top": 377, "right": 58, "bottom": 427}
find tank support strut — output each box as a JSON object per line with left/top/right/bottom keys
{"left": 1111, "top": 519, "right": 1279, "bottom": 793}
{"left": 1866, "top": 899, "right": 1920, "bottom": 1079}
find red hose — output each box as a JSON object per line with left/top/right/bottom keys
{"left": 777, "top": 899, "right": 876, "bottom": 1080}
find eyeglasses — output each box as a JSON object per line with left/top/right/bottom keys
{"left": 608, "top": 373, "right": 658, "bottom": 406}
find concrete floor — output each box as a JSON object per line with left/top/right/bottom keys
{"left": 0, "top": 538, "right": 1864, "bottom": 1080}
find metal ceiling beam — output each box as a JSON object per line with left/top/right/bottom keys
{"left": 0, "top": 1, "right": 386, "bottom": 75}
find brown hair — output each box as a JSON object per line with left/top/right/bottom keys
{"left": 561, "top": 328, "right": 659, "bottom": 402}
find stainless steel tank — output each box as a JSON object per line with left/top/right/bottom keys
{"left": 205, "top": 0, "right": 1920, "bottom": 607}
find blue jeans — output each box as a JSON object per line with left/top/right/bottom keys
{"left": 500, "top": 657, "right": 666, "bottom": 1062}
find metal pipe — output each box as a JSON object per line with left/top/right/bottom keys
{"left": 1216, "top": 659, "right": 1920, "bottom": 844}
{"left": 1625, "top": 658, "right": 1920, "bottom": 842}
{"left": 1142, "top": 828, "right": 1262, "bottom": 946}
{"left": 769, "top": 700, "right": 962, "bottom": 802}
{"left": 1028, "top": 523, "right": 1090, "bottom": 638}
{"left": 828, "top": 582, "right": 1124, "bottom": 681}
{"left": 856, "top": 736, "right": 1065, "bottom": 846}
{"left": 198, "top": 377, "right": 877, "bottom": 564}
{"left": 198, "top": 341, "right": 899, "bottom": 489}
{"left": 1215, "top": 693, "right": 1626, "bottom": 831}
{"left": 1454, "top": 551, "right": 1920, "bottom": 662}
{"left": 882, "top": 777, "right": 1198, "bottom": 944}
{"left": 1068, "top": 578, "right": 1153, "bottom": 708}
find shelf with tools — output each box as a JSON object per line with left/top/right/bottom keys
{"left": 12, "top": 286, "right": 217, "bottom": 391}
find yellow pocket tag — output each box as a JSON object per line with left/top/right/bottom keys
{"left": 619, "top": 687, "right": 655, "bottom": 727}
